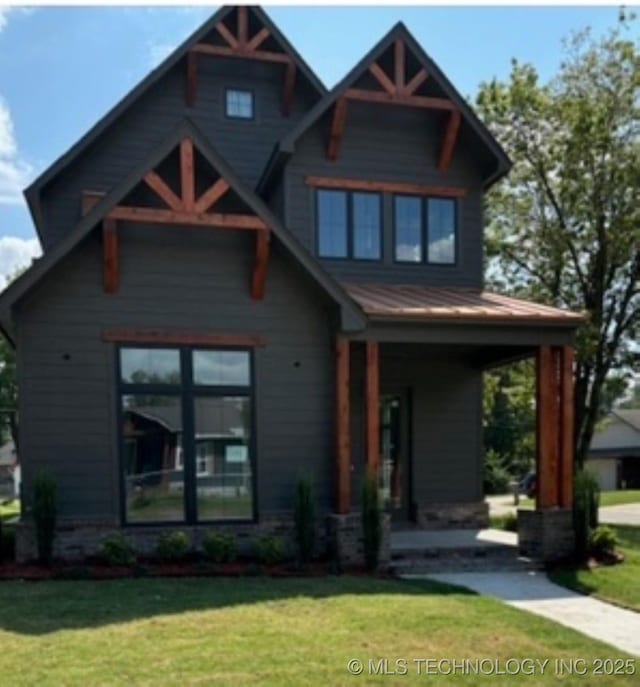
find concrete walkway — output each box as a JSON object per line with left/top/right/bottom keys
{"left": 415, "top": 571, "right": 640, "bottom": 656}
{"left": 600, "top": 503, "right": 640, "bottom": 526}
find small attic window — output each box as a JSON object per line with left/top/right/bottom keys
{"left": 225, "top": 89, "right": 254, "bottom": 120}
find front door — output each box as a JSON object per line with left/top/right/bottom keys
{"left": 380, "top": 393, "right": 411, "bottom": 522}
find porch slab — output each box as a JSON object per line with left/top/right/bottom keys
{"left": 391, "top": 527, "right": 517, "bottom": 553}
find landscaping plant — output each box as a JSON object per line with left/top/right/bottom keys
{"left": 156, "top": 531, "right": 191, "bottom": 562}
{"left": 590, "top": 526, "right": 618, "bottom": 560}
{"left": 203, "top": 531, "right": 237, "bottom": 564}
{"left": 99, "top": 533, "right": 137, "bottom": 567}
{"left": 573, "top": 468, "right": 600, "bottom": 562}
{"left": 255, "top": 536, "right": 285, "bottom": 566}
{"left": 293, "top": 478, "right": 315, "bottom": 566}
{"left": 33, "top": 470, "right": 57, "bottom": 565}
{"left": 362, "top": 471, "right": 382, "bottom": 572}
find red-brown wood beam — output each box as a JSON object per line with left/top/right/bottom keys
{"left": 194, "top": 178, "right": 230, "bottom": 214}
{"left": 536, "top": 345, "right": 560, "bottom": 509}
{"left": 103, "top": 329, "right": 267, "bottom": 347}
{"left": 345, "top": 88, "right": 456, "bottom": 111}
{"left": 102, "top": 219, "right": 118, "bottom": 294}
{"left": 369, "top": 63, "right": 396, "bottom": 95}
{"left": 327, "top": 98, "right": 348, "bottom": 162}
{"left": 394, "top": 39, "right": 405, "bottom": 92}
{"left": 192, "top": 42, "right": 291, "bottom": 64}
{"left": 144, "top": 171, "right": 184, "bottom": 212}
{"left": 186, "top": 51, "right": 198, "bottom": 107}
{"left": 251, "top": 230, "right": 270, "bottom": 301}
{"left": 106, "top": 205, "right": 268, "bottom": 231}
{"left": 559, "top": 345, "right": 575, "bottom": 508}
{"left": 247, "top": 27, "right": 270, "bottom": 51}
{"left": 282, "top": 61, "right": 296, "bottom": 117}
{"left": 237, "top": 7, "right": 248, "bottom": 48}
{"left": 365, "top": 341, "right": 380, "bottom": 476}
{"left": 81, "top": 190, "right": 106, "bottom": 216}
{"left": 180, "top": 138, "right": 195, "bottom": 212}
{"left": 438, "top": 110, "right": 461, "bottom": 172}
{"left": 215, "top": 21, "right": 239, "bottom": 49}
{"left": 403, "top": 68, "right": 428, "bottom": 96}
{"left": 335, "top": 336, "right": 351, "bottom": 514}
{"left": 305, "top": 176, "right": 467, "bottom": 198}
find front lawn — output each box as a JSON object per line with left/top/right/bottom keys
{"left": 0, "top": 499, "right": 19, "bottom": 523}
{"left": 549, "top": 525, "right": 640, "bottom": 612}
{"left": 519, "top": 490, "right": 640, "bottom": 509}
{"left": 0, "top": 577, "right": 634, "bottom": 686}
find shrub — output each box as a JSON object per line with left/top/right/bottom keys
{"left": 493, "top": 512, "right": 518, "bottom": 532}
{"left": 293, "top": 478, "right": 315, "bottom": 566}
{"left": 156, "top": 531, "right": 190, "bottom": 561}
{"left": 99, "top": 533, "right": 137, "bottom": 567}
{"left": 574, "top": 469, "right": 600, "bottom": 562}
{"left": 483, "top": 450, "right": 512, "bottom": 495}
{"left": 255, "top": 536, "right": 285, "bottom": 566}
{"left": 33, "top": 470, "right": 57, "bottom": 565}
{"left": 203, "top": 531, "right": 237, "bottom": 563}
{"left": 590, "top": 526, "right": 618, "bottom": 559}
{"left": 362, "top": 471, "right": 382, "bottom": 572}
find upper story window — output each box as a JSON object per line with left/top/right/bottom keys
{"left": 394, "top": 195, "right": 456, "bottom": 265}
{"left": 225, "top": 89, "right": 254, "bottom": 119}
{"left": 317, "top": 190, "right": 381, "bottom": 260}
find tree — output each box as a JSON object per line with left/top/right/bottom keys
{"left": 476, "top": 12, "right": 639, "bottom": 466}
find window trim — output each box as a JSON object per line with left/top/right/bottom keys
{"left": 392, "top": 194, "right": 458, "bottom": 267}
{"left": 315, "top": 189, "right": 383, "bottom": 262}
{"left": 224, "top": 88, "right": 255, "bottom": 121}
{"left": 116, "top": 343, "right": 257, "bottom": 527}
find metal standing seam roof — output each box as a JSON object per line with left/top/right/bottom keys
{"left": 342, "top": 283, "right": 586, "bottom": 325}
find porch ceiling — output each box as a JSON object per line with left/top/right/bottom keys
{"left": 342, "top": 282, "right": 586, "bottom": 326}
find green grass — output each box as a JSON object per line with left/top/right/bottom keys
{"left": 0, "top": 499, "right": 19, "bottom": 523}
{"left": 127, "top": 491, "right": 252, "bottom": 522}
{"left": 549, "top": 525, "right": 640, "bottom": 612}
{"left": 0, "top": 577, "right": 634, "bottom": 686}
{"left": 519, "top": 490, "right": 640, "bottom": 509}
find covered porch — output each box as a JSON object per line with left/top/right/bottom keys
{"left": 332, "top": 284, "right": 585, "bottom": 563}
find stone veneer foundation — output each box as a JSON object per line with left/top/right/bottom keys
{"left": 517, "top": 508, "right": 575, "bottom": 562}
{"left": 413, "top": 501, "right": 489, "bottom": 529}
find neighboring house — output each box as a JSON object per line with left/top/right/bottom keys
{"left": 586, "top": 410, "right": 640, "bottom": 491}
{"left": 0, "top": 6, "right": 584, "bottom": 563}
{"left": 0, "top": 440, "right": 19, "bottom": 499}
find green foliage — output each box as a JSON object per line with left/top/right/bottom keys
{"left": 99, "top": 533, "right": 137, "bottom": 567}
{"left": 477, "top": 15, "right": 640, "bottom": 465}
{"left": 156, "top": 531, "right": 190, "bottom": 562}
{"left": 293, "top": 478, "right": 315, "bottom": 565}
{"left": 590, "top": 526, "right": 618, "bottom": 559}
{"left": 33, "top": 470, "right": 57, "bottom": 565}
{"left": 255, "top": 536, "right": 285, "bottom": 566}
{"left": 483, "top": 449, "right": 512, "bottom": 495}
{"left": 202, "top": 531, "right": 237, "bottom": 564}
{"left": 574, "top": 469, "right": 601, "bottom": 561}
{"left": 0, "top": 333, "right": 18, "bottom": 449}
{"left": 362, "top": 472, "right": 382, "bottom": 572}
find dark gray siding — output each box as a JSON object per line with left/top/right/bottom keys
{"left": 16, "top": 227, "right": 336, "bottom": 522}
{"left": 40, "top": 58, "right": 316, "bottom": 250}
{"left": 284, "top": 102, "right": 486, "bottom": 288}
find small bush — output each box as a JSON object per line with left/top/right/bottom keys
{"left": 294, "top": 478, "right": 315, "bottom": 566}
{"left": 99, "top": 533, "right": 137, "bottom": 567}
{"left": 33, "top": 470, "right": 57, "bottom": 566}
{"left": 255, "top": 536, "right": 285, "bottom": 565}
{"left": 156, "top": 531, "right": 190, "bottom": 561}
{"left": 492, "top": 512, "right": 518, "bottom": 532}
{"left": 362, "top": 471, "right": 382, "bottom": 572}
{"left": 203, "top": 531, "right": 237, "bottom": 563}
{"left": 590, "top": 526, "right": 617, "bottom": 559}
{"left": 483, "top": 450, "right": 512, "bottom": 495}
{"left": 574, "top": 469, "right": 600, "bottom": 562}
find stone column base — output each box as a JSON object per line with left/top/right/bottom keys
{"left": 325, "top": 512, "right": 390, "bottom": 569}
{"left": 413, "top": 501, "right": 489, "bottom": 529}
{"left": 518, "top": 508, "right": 575, "bottom": 562}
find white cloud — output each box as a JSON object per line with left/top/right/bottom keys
{"left": 0, "top": 97, "right": 33, "bottom": 205}
{"left": 0, "top": 236, "right": 41, "bottom": 289}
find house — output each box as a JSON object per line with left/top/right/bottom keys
{"left": 0, "top": 6, "right": 584, "bottom": 563}
{"left": 586, "top": 410, "right": 640, "bottom": 491}
{"left": 0, "top": 440, "right": 19, "bottom": 500}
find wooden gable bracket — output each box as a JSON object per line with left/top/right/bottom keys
{"left": 82, "top": 137, "right": 271, "bottom": 298}
{"left": 186, "top": 7, "right": 296, "bottom": 116}
{"left": 438, "top": 110, "right": 461, "bottom": 173}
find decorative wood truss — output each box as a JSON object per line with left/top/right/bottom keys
{"left": 82, "top": 137, "right": 270, "bottom": 300}
{"left": 328, "top": 38, "right": 461, "bottom": 172}
{"left": 186, "top": 7, "right": 296, "bottom": 116}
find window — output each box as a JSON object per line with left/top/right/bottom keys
{"left": 394, "top": 195, "right": 456, "bottom": 265}
{"left": 225, "top": 89, "right": 253, "bottom": 119}
{"left": 119, "top": 347, "right": 254, "bottom": 524}
{"left": 317, "top": 190, "right": 381, "bottom": 260}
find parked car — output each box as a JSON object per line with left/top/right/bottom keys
{"left": 518, "top": 472, "right": 537, "bottom": 498}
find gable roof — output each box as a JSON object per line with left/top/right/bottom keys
{"left": 1, "top": 119, "right": 366, "bottom": 338}
{"left": 257, "top": 22, "right": 511, "bottom": 195}
{"left": 24, "top": 5, "right": 327, "bottom": 239}
{"left": 613, "top": 409, "right": 640, "bottom": 433}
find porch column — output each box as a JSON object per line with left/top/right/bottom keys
{"left": 535, "top": 345, "right": 575, "bottom": 508}
{"left": 365, "top": 341, "right": 380, "bottom": 477}
{"left": 335, "top": 336, "right": 351, "bottom": 514}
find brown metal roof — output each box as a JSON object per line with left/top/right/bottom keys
{"left": 342, "top": 283, "right": 586, "bottom": 325}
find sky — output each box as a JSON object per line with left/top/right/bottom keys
{"left": 0, "top": 4, "right": 624, "bottom": 286}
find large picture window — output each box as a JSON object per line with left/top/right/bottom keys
{"left": 119, "top": 346, "right": 254, "bottom": 525}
